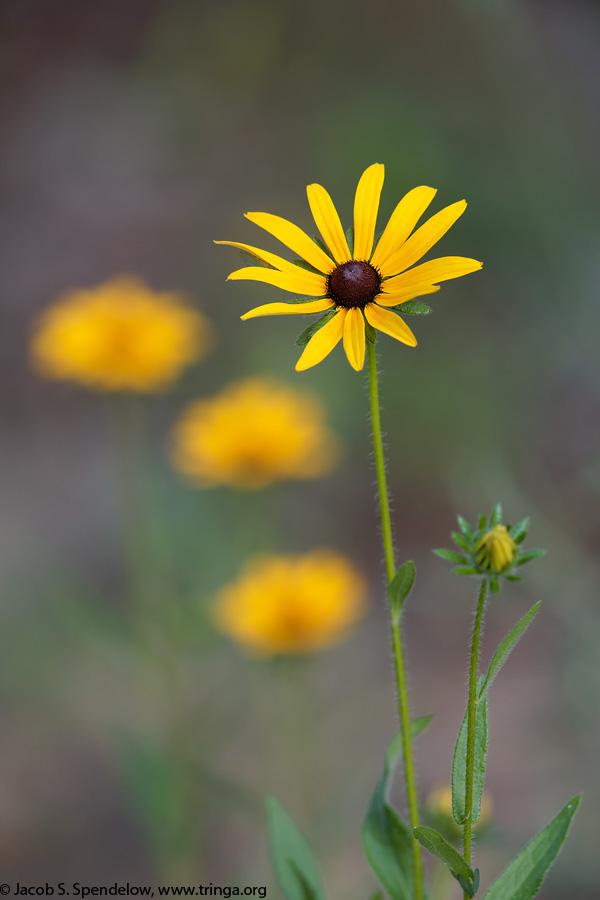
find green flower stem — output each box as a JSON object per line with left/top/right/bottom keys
{"left": 366, "top": 340, "right": 423, "bottom": 900}
{"left": 463, "top": 578, "right": 488, "bottom": 892}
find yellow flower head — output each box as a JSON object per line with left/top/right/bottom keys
{"left": 30, "top": 276, "right": 212, "bottom": 392}
{"left": 212, "top": 550, "right": 367, "bottom": 656}
{"left": 476, "top": 524, "right": 517, "bottom": 574}
{"left": 217, "top": 163, "right": 481, "bottom": 371}
{"left": 170, "top": 377, "right": 339, "bottom": 489}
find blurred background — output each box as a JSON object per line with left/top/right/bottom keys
{"left": 1, "top": 0, "right": 599, "bottom": 896}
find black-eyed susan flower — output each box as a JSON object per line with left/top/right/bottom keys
{"left": 216, "top": 163, "right": 481, "bottom": 371}
{"left": 434, "top": 503, "right": 546, "bottom": 592}
{"left": 30, "top": 276, "right": 212, "bottom": 392}
{"left": 212, "top": 550, "right": 366, "bottom": 656}
{"left": 170, "top": 377, "right": 339, "bottom": 489}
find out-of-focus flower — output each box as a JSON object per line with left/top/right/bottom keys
{"left": 476, "top": 524, "right": 516, "bottom": 574}
{"left": 434, "top": 504, "right": 546, "bottom": 593}
{"left": 170, "top": 377, "right": 339, "bottom": 489}
{"left": 212, "top": 550, "right": 367, "bottom": 656}
{"left": 426, "top": 783, "right": 492, "bottom": 835}
{"left": 216, "top": 162, "right": 481, "bottom": 371}
{"left": 30, "top": 276, "right": 212, "bottom": 392}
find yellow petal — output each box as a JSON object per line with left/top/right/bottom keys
{"left": 215, "top": 240, "right": 312, "bottom": 275}
{"left": 307, "top": 183, "right": 352, "bottom": 264}
{"left": 342, "top": 307, "right": 366, "bottom": 371}
{"left": 371, "top": 186, "right": 437, "bottom": 272}
{"left": 228, "top": 266, "right": 328, "bottom": 297}
{"left": 241, "top": 299, "right": 334, "bottom": 320}
{"left": 295, "top": 310, "right": 346, "bottom": 371}
{"left": 364, "top": 304, "right": 417, "bottom": 347}
{"left": 353, "top": 163, "right": 385, "bottom": 261}
{"left": 383, "top": 256, "right": 482, "bottom": 293}
{"left": 376, "top": 284, "right": 440, "bottom": 307}
{"left": 382, "top": 200, "right": 468, "bottom": 276}
{"left": 245, "top": 212, "right": 335, "bottom": 274}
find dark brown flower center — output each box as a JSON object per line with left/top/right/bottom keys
{"left": 327, "top": 261, "right": 381, "bottom": 309}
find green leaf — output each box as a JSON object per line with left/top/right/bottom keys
{"left": 489, "top": 503, "right": 502, "bottom": 528}
{"left": 345, "top": 226, "right": 354, "bottom": 256}
{"left": 509, "top": 517, "right": 529, "bottom": 544}
{"left": 451, "top": 532, "right": 471, "bottom": 552}
{"left": 266, "top": 796, "right": 326, "bottom": 900}
{"left": 452, "top": 677, "right": 489, "bottom": 825}
{"left": 388, "top": 561, "right": 416, "bottom": 624}
{"left": 239, "top": 249, "right": 274, "bottom": 268}
{"left": 312, "top": 236, "right": 335, "bottom": 261}
{"left": 459, "top": 870, "right": 480, "bottom": 898}
{"left": 481, "top": 795, "right": 581, "bottom": 900}
{"left": 369, "top": 893, "right": 385, "bottom": 900}
{"left": 478, "top": 513, "right": 487, "bottom": 530}
{"left": 504, "top": 574, "right": 523, "bottom": 582}
{"left": 434, "top": 549, "right": 468, "bottom": 565}
{"left": 296, "top": 311, "right": 337, "bottom": 346}
{"left": 413, "top": 826, "right": 474, "bottom": 886}
{"left": 457, "top": 516, "right": 474, "bottom": 539}
{"left": 362, "top": 735, "right": 414, "bottom": 900}
{"left": 411, "top": 714, "right": 434, "bottom": 738}
{"left": 390, "top": 299, "right": 432, "bottom": 315}
{"left": 453, "top": 567, "right": 479, "bottom": 576}
{"left": 365, "top": 320, "right": 377, "bottom": 344}
{"left": 516, "top": 549, "right": 546, "bottom": 566}
{"left": 478, "top": 603, "right": 541, "bottom": 701}
{"left": 293, "top": 258, "right": 327, "bottom": 276}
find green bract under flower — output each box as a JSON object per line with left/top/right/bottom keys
{"left": 434, "top": 503, "right": 546, "bottom": 593}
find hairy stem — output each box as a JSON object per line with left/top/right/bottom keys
{"left": 366, "top": 339, "right": 423, "bottom": 900}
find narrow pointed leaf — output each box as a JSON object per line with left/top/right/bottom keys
{"left": 508, "top": 517, "right": 529, "bottom": 544}
{"left": 478, "top": 603, "right": 541, "bottom": 701}
{"left": 451, "top": 532, "right": 471, "bottom": 552}
{"left": 411, "top": 714, "right": 434, "bottom": 738}
{"left": 434, "top": 549, "right": 468, "bottom": 564}
{"left": 413, "top": 826, "right": 474, "bottom": 886}
{"left": 516, "top": 549, "right": 546, "bottom": 566}
{"left": 478, "top": 513, "right": 487, "bottom": 530}
{"left": 458, "top": 516, "right": 474, "bottom": 539}
{"left": 489, "top": 503, "right": 502, "bottom": 528}
{"left": 266, "top": 797, "right": 326, "bottom": 900}
{"left": 294, "top": 259, "right": 328, "bottom": 276}
{"left": 345, "top": 226, "right": 354, "bottom": 256}
{"left": 388, "top": 561, "right": 416, "bottom": 624}
{"left": 481, "top": 795, "right": 581, "bottom": 900}
{"left": 453, "top": 567, "right": 479, "bottom": 576}
{"left": 391, "top": 300, "right": 432, "bottom": 315}
{"left": 452, "top": 676, "right": 489, "bottom": 825}
{"left": 362, "top": 735, "right": 414, "bottom": 900}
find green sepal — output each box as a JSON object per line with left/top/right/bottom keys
{"left": 457, "top": 516, "right": 474, "bottom": 539}
{"left": 286, "top": 295, "right": 330, "bottom": 305}
{"left": 411, "top": 714, "right": 434, "bottom": 738}
{"left": 388, "top": 300, "right": 432, "bottom": 315}
{"left": 293, "top": 258, "right": 327, "bottom": 276}
{"left": 478, "top": 603, "right": 541, "bottom": 701}
{"left": 489, "top": 503, "right": 502, "bottom": 528}
{"left": 312, "top": 236, "right": 335, "bottom": 261}
{"left": 345, "top": 226, "right": 354, "bottom": 256}
{"left": 481, "top": 795, "right": 581, "bottom": 900}
{"left": 434, "top": 549, "right": 468, "bottom": 565}
{"left": 516, "top": 549, "right": 546, "bottom": 565}
{"left": 413, "top": 826, "right": 474, "bottom": 888}
{"left": 509, "top": 517, "right": 530, "bottom": 544}
{"left": 489, "top": 578, "right": 500, "bottom": 594}
{"left": 361, "top": 734, "right": 414, "bottom": 900}
{"left": 296, "top": 311, "right": 337, "bottom": 346}
{"left": 266, "top": 796, "right": 326, "bottom": 900}
{"left": 369, "top": 893, "right": 385, "bottom": 900}
{"left": 452, "top": 676, "right": 489, "bottom": 825}
{"left": 504, "top": 574, "right": 522, "bottom": 582}
{"left": 238, "top": 249, "right": 274, "bottom": 269}
{"left": 451, "top": 532, "right": 471, "bottom": 552}
{"left": 365, "top": 319, "right": 377, "bottom": 344}
{"left": 388, "top": 561, "right": 416, "bottom": 624}
{"left": 452, "top": 566, "right": 479, "bottom": 576}
{"left": 478, "top": 513, "right": 487, "bottom": 530}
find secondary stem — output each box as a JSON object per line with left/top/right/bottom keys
{"left": 366, "top": 340, "right": 423, "bottom": 900}
{"left": 463, "top": 578, "right": 488, "bottom": 893}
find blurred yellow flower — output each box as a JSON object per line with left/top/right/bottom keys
{"left": 212, "top": 550, "right": 367, "bottom": 656}
{"left": 426, "top": 783, "right": 492, "bottom": 831}
{"left": 170, "top": 377, "right": 339, "bottom": 489}
{"left": 217, "top": 162, "right": 481, "bottom": 371}
{"left": 30, "top": 276, "right": 212, "bottom": 392}
{"left": 476, "top": 524, "right": 517, "bottom": 574}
